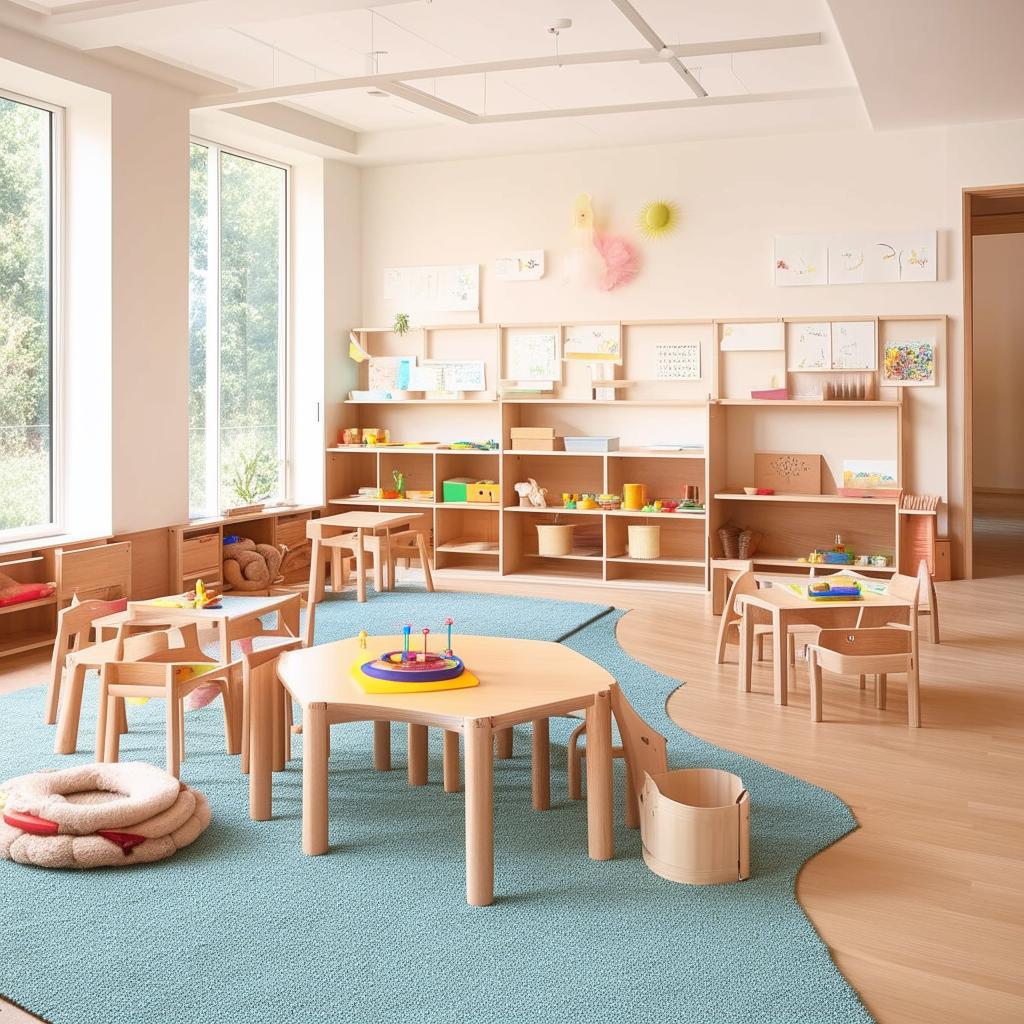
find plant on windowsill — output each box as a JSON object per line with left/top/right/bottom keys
{"left": 224, "top": 448, "right": 278, "bottom": 517}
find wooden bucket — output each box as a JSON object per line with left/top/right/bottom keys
{"left": 535, "top": 524, "right": 575, "bottom": 557}
{"left": 640, "top": 768, "right": 750, "bottom": 885}
{"left": 627, "top": 525, "right": 661, "bottom": 560}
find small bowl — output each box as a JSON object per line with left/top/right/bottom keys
{"left": 743, "top": 486, "right": 757, "bottom": 495}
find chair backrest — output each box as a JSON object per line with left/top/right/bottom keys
{"left": 242, "top": 637, "right": 303, "bottom": 676}
{"left": 722, "top": 570, "right": 758, "bottom": 625}
{"left": 885, "top": 571, "right": 921, "bottom": 609}
{"left": 55, "top": 599, "right": 121, "bottom": 653}
{"left": 56, "top": 542, "right": 132, "bottom": 606}
{"left": 610, "top": 686, "right": 668, "bottom": 802}
{"left": 814, "top": 627, "right": 911, "bottom": 657}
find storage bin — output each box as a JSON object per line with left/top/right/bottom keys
{"left": 442, "top": 478, "right": 477, "bottom": 503}
{"left": 563, "top": 435, "right": 620, "bottom": 453}
{"left": 467, "top": 481, "right": 500, "bottom": 504}
{"left": 535, "top": 524, "right": 575, "bottom": 557}
{"left": 639, "top": 768, "right": 750, "bottom": 885}
{"left": 510, "top": 426, "right": 562, "bottom": 451}
{"left": 627, "top": 525, "right": 661, "bottom": 560}
{"left": 623, "top": 483, "right": 647, "bottom": 511}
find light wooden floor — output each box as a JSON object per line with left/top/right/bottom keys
{"left": 3, "top": 574, "right": 1023, "bottom": 1024}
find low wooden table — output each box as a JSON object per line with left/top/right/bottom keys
{"left": 306, "top": 511, "right": 424, "bottom": 626}
{"left": 736, "top": 582, "right": 913, "bottom": 705}
{"left": 272, "top": 634, "right": 616, "bottom": 906}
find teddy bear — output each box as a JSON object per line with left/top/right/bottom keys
{"left": 221, "top": 537, "right": 285, "bottom": 592}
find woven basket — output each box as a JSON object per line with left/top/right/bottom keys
{"left": 627, "top": 525, "right": 661, "bottom": 560}
{"left": 737, "top": 530, "right": 762, "bottom": 559}
{"left": 718, "top": 525, "right": 740, "bottom": 559}
{"left": 536, "top": 524, "right": 574, "bottom": 557}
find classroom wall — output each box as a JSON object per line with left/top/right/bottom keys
{"left": 359, "top": 120, "right": 1024, "bottom": 576}
{"left": 0, "top": 24, "right": 191, "bottom": 537}
{"left": 972, "top": 231, "right": 1024, "bottom": 491}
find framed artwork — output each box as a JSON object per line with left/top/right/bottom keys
{"left": 383, "top": 264, "right": 479, "bottom": 314}
{"left": 831, "top": 321, "right": 877, "bottom": 370}
{"left": 882, "top": 338, "right": 936, "bottom": 386}
{"left": 774, "top": 235, "right": 828, "bottom": 286}
{"left": 865, "top": 231, "right": 936, "bottom": 283}
{"left": 842, "top": 459, "right": 899, "bottom": 490}
{"left": 563, "top": 324, "right": 621, "bottom": 363}
{"left": 787, "top": 323, "right": 831, "bottom": 371}
{"left": 506, "top": 331, "right": 559, "bottom": 381}
{"left": 655, "top": 342, "right": 701, "bottom": 381}
{"left": 827, "top": 237, "right": 866, "bottom": 285}
{"left": 754, "top": 452, "right": 823, "bottom": 495}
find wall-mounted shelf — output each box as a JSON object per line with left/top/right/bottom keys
{"left": 329, "top": 314, "right": 947, "bottom": 594}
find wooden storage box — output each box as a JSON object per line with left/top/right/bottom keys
{"left": 275, "top": 513, "right": 311, "bottom": 549}
{"left": 510, "top": 426, "right": 562, "bottom": 452}
{"left": 181, "top": 532, "right": 221, "bottom": 576}
{"left": 640, "top": 768, "right": 750, "bottom": 885}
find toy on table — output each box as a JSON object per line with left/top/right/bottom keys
{"left": 807, "top": 577, "right": 863, "bottom": 600}
{"left": 150, "top": 579, "right": 221, "bottom": 610}
{"left": 358, "top": 630, "right": 368, "bottom": 650}
{"left": 352, "top": 620, "right": 479, "bottom": 694}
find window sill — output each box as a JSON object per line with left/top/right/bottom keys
{"left": 0, "top": 531, "right": 111, "bottom": 560}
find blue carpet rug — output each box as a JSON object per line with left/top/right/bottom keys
{"left": 0, "top": 588, "right": 870, "bottom": 1024}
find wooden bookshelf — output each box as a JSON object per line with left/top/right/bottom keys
{"left": 328, "top": 314, "right": 947, "bottom": 594}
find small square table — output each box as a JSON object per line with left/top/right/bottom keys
{"left": 736, "top": 581, "right": 913, "bottom": 705}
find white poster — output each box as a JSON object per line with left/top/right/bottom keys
{"left": 494, "top": 251, "right": 544, "bottom": 281}
{"left": 787, "top": 323, "right": 831, "bottom": 371}
{"left": 563, "top": 324, "right": 621, "bottom": 363}
{"left": 506, "top": 331, "right": 559, "bottom": 381}
{"left": 383, "top": 264, "right": 479, "bottom": 314}
{"left": 774, "top": 235, "right": 828, "bottom": 286}
{"left": 655, "top": 343, "right": 701, "bottom": 381}
{"left": 720, "top": 322, "right": 784, "bottom": 351}
{"left": 422, "top": 359, "right": 486, "bottom": 393}
{"left": 831, "top": 321, "right": 877, "bottom": 370}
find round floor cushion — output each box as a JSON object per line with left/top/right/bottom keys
{"left": 0, "top": 762, "right": 211, "bottom": 869}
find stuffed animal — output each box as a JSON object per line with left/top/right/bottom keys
{"left": 222, "top": 538, "right": 284, "bottom": 592}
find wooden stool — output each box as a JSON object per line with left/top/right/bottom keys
{"left": 97, "top": 651, "right": 242, "bottom": 777}
{"left": 324, "top": 532, "right": 392, "bottom": 599}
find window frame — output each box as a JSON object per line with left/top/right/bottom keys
{"left": 0, "top": 88, "right": 65, "bottom": 544}
{"left": 188, "top": 136, "right": 290, "bottom": 520}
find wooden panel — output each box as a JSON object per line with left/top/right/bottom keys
{"left": 56, "top": 541, "right": 131, "bottom": 604}
{"left": 754, "top": 452, "right": 823, "bottom": 495}
{"left": 112, "top": 527, "right": 170, "bottom": 599}
{"left": 275, "top": 512, "right": 312, "bottom": 549}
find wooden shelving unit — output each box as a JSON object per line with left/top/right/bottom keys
{"left": 330, "top": 314, "right": 947, "bottom": 594}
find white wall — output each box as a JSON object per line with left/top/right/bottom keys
{"left": 972, "top": 231, "right": 1024, "bottom": 491}
{"left": 359, "top": 120, "right": 1024, "bottom": 575}
{"left": 0, "top": 25, "right": 191, "bottom": 536}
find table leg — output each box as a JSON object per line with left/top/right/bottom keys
{"left": 249, "top": 662, "right": 274, "bottom": 821}
{"left": 301, "top": 702, "right": 329, "bottom": 855}
{"left": 773, "top": 610, "right": 789, "bottom": 706}
{"left": 219, "top": 623, "right": 231, "bottom": 668}
{"left": 531, "top": 718, "right": 550, "bottom": 811}
{"left": 282, "top": 595, "right": 300, "bottom": 639}
{"left": 408, "top": 723, "right": 428, "bottom": 785}
{"left": 464, "top": 717, "right": 494, "bottom": 906}
{"left": 356, "top": 530, "right": 367, "bottom": 603}
{"left": 271, "top": 677, "right": 285, "bottom": 773}
{"left": 54, "top": 663, "right": 88, "bottom": 755}
{"left": 585, "top": 691, "right": 614, "bottom": 861}
{"left": 373, "top": 720, "right": 392, "bottom": 771}
{"left": 739, "top": 603, "right": 754, "bottom": 693}
{"left": 304, "top": 538, "right": 323, "bottom": 648}
{"left": 443, "top": 729, "right": 461, "bottom": 793}
{"left": 495, "top": 727, "right": 513, "bottom": 759}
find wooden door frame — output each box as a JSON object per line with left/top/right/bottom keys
{"left": 962, "top": 183, "right": 1024, "bottom": 579}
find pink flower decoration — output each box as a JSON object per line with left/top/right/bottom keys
{"left": 593, "top": 234, "right": 640, "bottom": 291}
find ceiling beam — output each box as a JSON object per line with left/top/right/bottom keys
{"left": 377, "top": 83, "right": 479, "bottom": 124}
{"left": 192, "top": 32, "right": 823, "bottom": 110}
{"left": 477, "top": 88, "right": 858, "bottom": 125}
{"left": 607, "top": 0, "right": 707, "bottom": 98}
{"left": 47, "top": 0, "right": 207, "bottom": 23}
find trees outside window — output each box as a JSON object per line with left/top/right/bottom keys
{"left": 189, "top": 142, "right": 287, "bottom": 517}
{"left": 0, "top": 93, "right": 57, "bottom": 538}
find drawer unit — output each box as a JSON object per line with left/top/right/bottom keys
{"left": 276, "top": 513, "right": 311, "bottom": 549}
{"left": 181, "top": 531, "right": 221, "bottom": 576}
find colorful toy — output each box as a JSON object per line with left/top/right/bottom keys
{"left": 351, "top": 622, "right": 479, "bottom": 694}
{"left": 0, "top": 762, "right": 210, "bottom": 869}
{"left": 392, "top": 469, "right": 406, "bottom": 498}
{"left": 807, "top": 578, "right": 862, "bottom": 600}
{"left": 577, "top": 494, "right": 598, "bottom": 510}
{"left": 514, "top": 479, "right": 548, "bottom": 508}
{"left": 150, "top": 579, "right": 220, "bottom": 610}
{"left": 358, "top": 630, "right": 368, "bottom": 650}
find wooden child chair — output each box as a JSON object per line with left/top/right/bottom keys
{"left": 566, "top": 686, "right": 668, "bottom": 829}
{"left": 715, "top": 570, "right": 816, "bottom": 669}
{"left": 97, "top": 640, "right": 242, "bottom": 779}
{"left": 807, "top": 627, "right": 920, "bottom": 727}
{"left": 386, "top": 529, "right": 434, "bottom": 592}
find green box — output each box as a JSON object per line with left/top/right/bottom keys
{"left": 442, "top": 477, "right": 477, "bottom": 503}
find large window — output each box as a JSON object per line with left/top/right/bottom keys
{"left": 189, "top": 141, "right": 287, "bottom": 518}
{"left": 0, "top": 92, "right": 58, "bottom": 539}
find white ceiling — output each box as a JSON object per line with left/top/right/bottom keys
{"left": 2, "top": 0, "right": 1021, "bottom": 164}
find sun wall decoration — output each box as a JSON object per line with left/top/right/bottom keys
{"left": 638, "top": 199, "right": 679, "bottom": 239}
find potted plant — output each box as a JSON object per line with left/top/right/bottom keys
{"left": 225, "top": 448, "right": 277, "bottom": 515}
{"left": 393, "top": 312, "right": 411, "bottom": 336}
